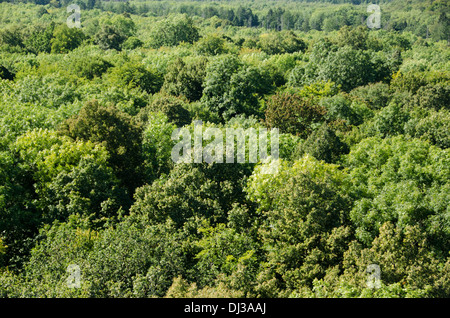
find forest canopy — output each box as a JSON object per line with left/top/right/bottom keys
{"left": 0, "top": 0, "right": 449, "bottom": 298}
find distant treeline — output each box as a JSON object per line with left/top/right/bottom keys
{"left": 2, "top": 0, "right": 447, "bottom": 37}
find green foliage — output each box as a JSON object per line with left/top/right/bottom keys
{"left": 131, "top": 161, "right": 253, "bottom": 227}
{"left": 50, "top": 24, "right": 85, "bottom": 54}
{"left": 413, "top": 83, "right": 450, "bottom": 110}
{"left": 3, "top": 215, "right": 191, "bottom": 297}
{"left": 430, "top": 12, "right": 450, "bottom": 42}
{"left": 184, "top": 101, "right": 221, "bottom": 124}
{"left": 84, "top": 217, "right": 190, "bottom": 297}
{"left": 146, "top": 94, "right": 191, "bottom": 127}
{"left": 0, "top": 91, "right": 79, "bottom": 149}
{"left": 106, "top": 61, "right": 163, "bottom": 94}
{"left": 94, "top": 25, "right": 127, "bottom": 51}
{"left": 141, "top": 112, "right": 177, "bottom": 180}
{"left": 58, "top": 100, "right": 144, "bottom": 194}
{"left": 194, "top": 223, "right": 260, "bottom": 292}
{"left": 68, "top": 55, "right": 113, "bottom": 80}
{"left": 121, "top": 36, "right": 143, "bottom": 50}
{"left": 161, "top": 57, "right": 208, "bottom": 102}
{"left": 390, "top": 70, "right": 430, "bottom": 93}
{"left": 301, "top": 38, "right": 398, "bottom": 92}
{"left": 104, "top": 14, "right": 137, "bottom": 38}
{"left": 366, "top": 102, "right": 410, "bottom": 137}
{"left": 10, "top": 73, "right": 81, "bottom": 108}
{"left": 257, "top": 31, "right": 307, "bottom": 55}
{"left": 319, "top": 93, "right": 369, "bottom": 127}
{"left": 10, "top": 129, "right": 126, "bottom": 220}
{"left": 149, "top": 14, "right": 200, "bottom": 48}
{"left": 0, "top": 218, "right": 97, "bottom": 297}
{"left": 262, "top": 53, "right": 301, "bottom": 87}
{"left": 349, "top": 82, "right": 391, "bottom": 110}
{"left": 0, "top": 26, "right": 24, "bottom": 52}
{"left": 336, "top": 25, "right": 368, "bottom": 50}
{"left": 201, "top": 54, "right": 273, "bottom": 120}
{"left": 0, "top": 150, "right": 36, "bottom": 268}
{"left": 264, "top": 91, "right": 326, "bottom": 137}
{"left": 317, "top": 46, "right": 378, "bottom": 92}
{"left": 344, "top": 136, "right": 450, "bottom": 250}
{"left": 23, "top": 22, "right": 55, "bottom": 54}
{"left": 1, "top": 128, "right": 128, "bottom": 268}
{"left": 404, "top": 108, "right": 450, "bottom": 149}
{"left": 200, "top": 54, "right": 241, "bottom": 118}
{"left": 246, "top": 155, "right": 353, "bottom": 293}
{"left": 297, "top": 123, "right": 349, "bottom": 163}
{"left": 308, "top": 221, "right": 449, "bottom": 298}
{"left": 195, "top": 34, "right": 228, "bottom": 56}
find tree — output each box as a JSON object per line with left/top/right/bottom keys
{"left": 246, "top": 155, "right": 353, "bottom": 294}
{"left": 121, "top": 36, "right": 143, "bottom": 50}
{"left": 196, "top": 34, "right": 228, "bottom": 56}
{"left": 317, "top": 46, "right": 376, "bottom": 92}
{"left": 344, "top": 135, "right": 450, "bottom": 250}
{"left": 94, "top": 25, "right": 127, "bottom": 51}
{"left": 390, "top": 70, "right": 428, "bottom": 93}
{"left": 1, "top": 128, "right": 128, "bottom": 269}
{"left": 430, "top": 12, "right": 450, "bottom": 43}
{"left": 140, "top": 112, "right": 177, "bottom": 180}
{"left": 225, "top": 65, "right": 272, "bottom": 119}
{"left": 109, "top": 14, "right": 137, "bottom": 37}
{"left": 366, "top": 102, "right": 410, "bottom": 137}
{"left": 10, "top": 129, "right": 124, "bottom": 220}
{"left": 131, "top": 161, "right": 253, "bottom": 228}
{"left": 263, "top": 53, "right": 300, "bottom": 88}
{"left": 194, "top": 223, "right": 260, "bottom": 291}
{"left": 68, "top": 55, "right": 113, "bottom": 80}
{"left": 297, "top": 122, "right": 349, "bottom": 163}
{"left": 1, "top": 0, "right": 449, "bottom": 299}
{"left": 58, "top": 100, "right": 145, "bottom": 195}
{"left": 319, "top": 93, "right": 366, "bottom": 127}
{"left": 149, "top": 14, "right": 200, "bottom": 48}
{"left": 11, "top": 73, "right": 80, "bottom": 108}
{"left": 301, "top": 37, "right": 394, "bottom": 92}
{"left": 300, "top": 38, "right": 337, "bottom": 86}
{"left": 201, "top": 55, "right": 272, "bottom": 120}
{"left": 9, "top": 215, "right": 191, "bottom": 297}
{"left": 404, "top": 108, "right": 450, "bottom": 149}
{"left": 145, "top": 94, "right": 191, "bottom": 127}
{"left": 311, "top": 222, "right": 450, "bottom": 298}
{"left": 350, "top": 82, "right": 391, "bottom": 110}
{"left": 50, "top": 24, "right": 85, "bottom": 54}
{"left": 201, "top": 54, "right": 240, "bottom": 119}
{"left": 106, "top": 62, "right": 163, "bottom": 94}
{"left": 87, "top": 218, "right": 189, "bottom": 297}
{"left": 413, "top": 83, "right": 450, "bottom": 111}
{"left": 233, "top": 6, "right": 258, "bottom": 27}
{"left": 336, "top": 25, "right": 368, "bottom": 50}
{"left": 0, "top": 150, "right": 37, "bottom": 269}
{"left": 0, "top": 26, "right": 24, "bottom": 52}
{"left": 264, "top": 91, "right": 326, "bottom": 137}
{"left": 162, "top": 57, "right": 208, "bottom": 102}
{"left": 24, "top": 22, "right": 55, "bottom": 54}
{"left": 257, "top": 31, "right": 307, "bottom": 55}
